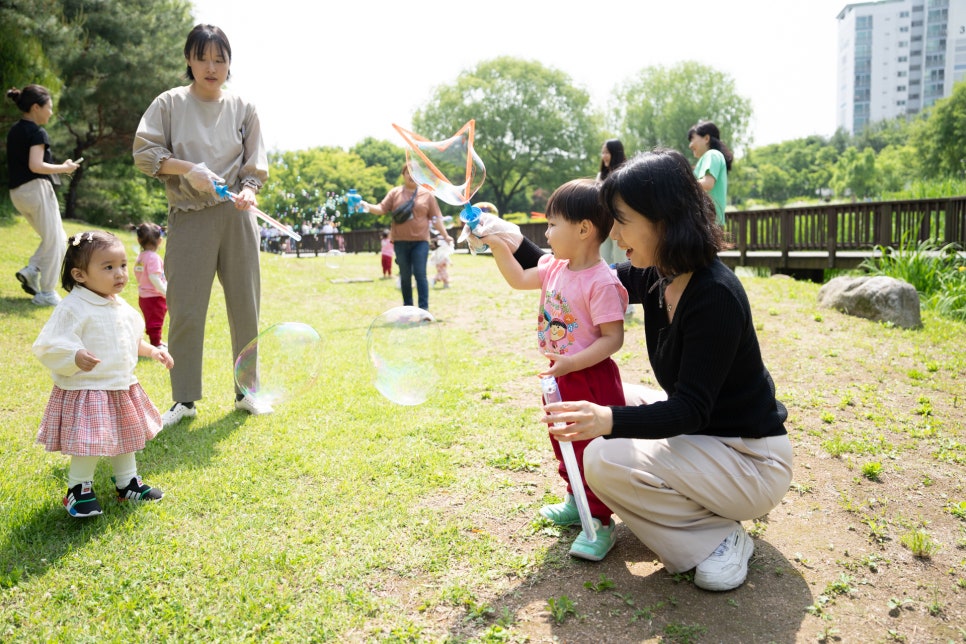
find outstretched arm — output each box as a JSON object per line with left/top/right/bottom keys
{"left": 486, "top": 235, "right": 542, "bottom": 290}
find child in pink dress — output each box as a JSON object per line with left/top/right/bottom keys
{"left": 33, "top": 231, "right": 173, "bottom": 517}
{"left": 133, "top": 223, "right": 167, "bottom": 348}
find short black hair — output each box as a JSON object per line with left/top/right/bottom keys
{"left": 546, "top": 178, "right": 612, "bottom": 244}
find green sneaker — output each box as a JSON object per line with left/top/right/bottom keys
{"left": 539, "top": 494, "right": 581, "bottom": 526}
{"left": 569, "top": 518, "right": 616, "bottom": 561}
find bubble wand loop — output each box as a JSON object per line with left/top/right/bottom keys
{"left": 540, "top": 375, "right": 597, "bottom": 543}
{"left": 213, "top": 183, "right": 301, "bottom": 242}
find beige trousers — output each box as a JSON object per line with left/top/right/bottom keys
{"left": 10, "top": 178, "right": 67, "bottom": 292}
{"left": 164, "top": 201, "right": 260, "bottom": 402}
{"left": 584, "top": 386, "right": 793, "bottom": 573}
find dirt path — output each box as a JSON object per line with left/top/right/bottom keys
{"left": 439, "top": 274, "right": 966, "bottom": 643}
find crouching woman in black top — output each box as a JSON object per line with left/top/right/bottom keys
{"left": 510, "top": 149, "right": 792, "bottom": 592}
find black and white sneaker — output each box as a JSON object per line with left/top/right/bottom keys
{"left": 114, "top": 476, "right": 163, "bottom": 502}
{"left": 64, "top": 481, "right": 103, "bottom": 518}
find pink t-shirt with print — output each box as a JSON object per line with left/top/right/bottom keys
{"left": 134, "top": 249, "right": 165, "bottom": 298}
{"left": 536, "top": 254, "right": 628, "bottom": 357}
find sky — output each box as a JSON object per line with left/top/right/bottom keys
{"left": 190, "top": 0, "right": 850, "bottom": 154}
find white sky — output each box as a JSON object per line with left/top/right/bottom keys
{"left": 191, "top": 0, "right": 848, "bottom": 153}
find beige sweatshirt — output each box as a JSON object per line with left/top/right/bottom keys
{"left": 132, "top": 85, "right": 269, "bottom": 214}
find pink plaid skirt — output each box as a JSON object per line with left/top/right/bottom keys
{"left": 37, "top": 384, "right": 162, "bottom": 456}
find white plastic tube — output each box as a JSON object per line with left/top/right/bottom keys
{"left": 540, "top": 375, "right": 597, "bottom": 542}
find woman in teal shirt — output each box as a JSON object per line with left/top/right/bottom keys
{"left": 687, "top": 121, "right": 732, "bottom": 226}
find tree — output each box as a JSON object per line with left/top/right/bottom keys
{"left": 0, "top": 0, "right": 70, "bottom": 217}
{"left": 914, "top": 79, "right": 966, "bottom": 179}
{"left": 831, "top": 147, "right": 877, "bottom": 199}
{"left": 260, "top": 147, "right": 393, "bottom": 231}
{"left": 612, "top": 61, "right": 752, "bottom": 158}
{"left": 350, "top": 137, "right": 406, "bottom": 186}
{"left": 52, "top": 0, "right": 193, "bottom": 221}
{"left": 412, "top": 57, "right": 600, "bottom": 215}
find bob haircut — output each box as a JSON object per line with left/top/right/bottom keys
{"left": 62, "top": 231, "right": 125, "bottom": 292}
{"left": 184, "top": 24, "right": 232, "bottom": 81}
{"left": 598, "top": 139, "right": 626, "bottom": 180}
{"left": 546, "top": 178, "right": 612, "bottom": 245}
{"left": 6, "top": 85, "right": 51, "bottom": 113}
{"left": 600, "top": 149, "right": 722, "bottom": 275}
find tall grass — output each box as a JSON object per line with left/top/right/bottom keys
{"left": 861, "top": 234, "right": 966, "bottom": 322}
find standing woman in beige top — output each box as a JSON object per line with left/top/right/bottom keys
{"left": 133, "top": 24, "right": 269, "bottom": 427}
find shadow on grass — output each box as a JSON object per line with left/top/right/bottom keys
{"left": 0, "top": 411, "right": 248, "bottom": 586}
{"left": 448, "top": 522, "right": 812, "bottom": 643}
{"left": 0, "top": 296, "right": 58, "bottom": 317}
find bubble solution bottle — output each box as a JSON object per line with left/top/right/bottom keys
{"left": 346, "top": 189, "right": 363, "bottom": 214}
{"left": 539, "top": 375, "right": 597, "bottom": 542}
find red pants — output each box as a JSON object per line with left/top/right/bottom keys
{"left": 139, "top": 295, "right": 168, "bottom": 346}
{"left": 381, "top": 254, "right": 393, "bottom": 276}
{"left": 547, "top": 357, "right": 625, "bottom": 522}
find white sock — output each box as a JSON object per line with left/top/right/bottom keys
{"left": 67, "top": 455, "right": 99, "bottom": 488}
{"left": 110, "top": 452, "right": 138, "bottom": 489}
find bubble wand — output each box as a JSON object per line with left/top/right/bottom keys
{"left": 392, "top": 120, "right": 486, "bottom": 232}
{"left": 540, "top": 375, "right": 597, "bottom": 543}
{"left": 213, "top": 182, "right": 301, "bottom": 242}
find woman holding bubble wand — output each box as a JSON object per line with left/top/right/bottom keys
{"left": 362, "top": 165, "right": 453, "bottom": 311}
{"left": 133, "top": 23, "right": 269, "bottom": 427}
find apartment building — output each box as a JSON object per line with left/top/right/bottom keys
{"left": 837, "top": 0, "right": 966, "bottom": 134}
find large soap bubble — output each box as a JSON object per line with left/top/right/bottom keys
{"left": 393, "top": 121, "right": 486, "bottom": 207}
{"left": 366, "top": 306, "right": 445, "bottom": 406}
{"left": 234, "top": 322, "right": 323, "bottom": 407}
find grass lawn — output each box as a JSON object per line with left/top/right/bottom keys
{"left": 1, "top": 215, "right": 965, "bottom": 642}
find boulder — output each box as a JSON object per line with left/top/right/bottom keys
{"left": 817, "top": 276, "right": 921, "bottom": 329}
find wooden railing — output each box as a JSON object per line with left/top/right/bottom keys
{"left": 719, "top": 197, "right": 966, "bottom": 272}
{"left": 276, "top": 197, "right": 966, "bottom": 276}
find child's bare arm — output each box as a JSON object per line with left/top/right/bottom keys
{"left": 540, "top": 320, "right": 624, "bottom": 379}
{"left": 486, "top": 236, "right": 542, "bottom": 290}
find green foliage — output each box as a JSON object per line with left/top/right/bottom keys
{"left": 831, "top": 146, "right": 877, "bottom": 199}
{"left": 546, "top": 595, "right": 578, "bottom": 624}
{"left": 914, "top": 80, "right": 966, "bottom": 178}
{"left": 413, "top": 57, "right": 599, "bottom": 215}
{"left": 350, "top": 137, "right": 406, "bottom": 185}
{"left": 259, "top": 147, "right": 394, "bottom": 231}
{"left": 861, "top": 236, "right": 962, "bottom": 299}
{"left": 53, "top": 0, "right": 194, "bottom": 220}
{"left": 613, "top": 61, "right": 752, "bottom": 158}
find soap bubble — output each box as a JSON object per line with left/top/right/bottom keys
{"left": 366, "top": 306, "right": 445, "bottom": 405}
{"left": 324, "top": 249, "right": 344, "bottom": 270}
{"left": 234, "top": 322, "right": 322, "bottom": 407}
{"left": 393, "top": 121, "right": 485, "bottom": 207}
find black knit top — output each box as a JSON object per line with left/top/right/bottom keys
{"left": 514, "top": 239, "right": 787, "bottom": 440}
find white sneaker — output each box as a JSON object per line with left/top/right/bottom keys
{"left": 31, "top": 291, "right": 61, "bottom": 306}
{"left": 693, "top": 524, "right": 754, "bottom": 591}
{"left": 161, "top": 402, "right": 197, "bottom": 428}
{"left": 235, "top": 395, "right": 273, "bottom": 416}
{"left": 16, "top": 266, "right": 41, "bottom": 295}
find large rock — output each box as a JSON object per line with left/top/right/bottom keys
{"left": 817, "top": 276, "right": 921, "bottom": 329}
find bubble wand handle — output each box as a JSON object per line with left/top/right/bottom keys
{"left": 214, "top": 183, "right": 302, "bottom": 241}
{"left": 539, "top": 375, "right": 597, "bottom": 543}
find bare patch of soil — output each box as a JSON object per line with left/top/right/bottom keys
{"left": 436, "top": 274, "right": 966, "bottom": 643}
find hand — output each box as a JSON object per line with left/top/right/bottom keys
{"left": 74, "top": 349, "right": 101, "bottom": 372}
{"left": 153, "top": 347, "right": 174, "bottom": 369}
{"left": 185, "top": 163, "right": 223, "bottom": 195}
{"left": 539, "top": 354, "right": 575, "bottom": 379}
{"left": 63, "top": 159, "right": 81, "bottom": 173}
{"left": 234, "top": 186, "right": 257, "bottom": 211}
{"left": 543, "top": 399, "right": 613, "bottom": 442}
